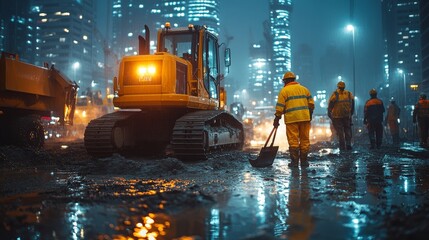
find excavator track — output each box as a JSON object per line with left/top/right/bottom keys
{"left": 171, "top": 110, "right": 243, "bottom": 160}
{"left": 84, "top": 111, "right": 136, "bottom": 157}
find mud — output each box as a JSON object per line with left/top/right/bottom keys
{"left": 1, "top": 139, "right": 429, "bottom": 239}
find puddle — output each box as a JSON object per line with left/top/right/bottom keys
{"left": 2, "top": 147, "right": 429, "bottom": 239}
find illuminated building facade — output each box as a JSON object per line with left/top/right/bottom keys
{"left": 269, "top": 0, "right": 292, "bottom": 103}
{"left": 420, "top": 0, "right": 429, "bottom": 94}
{"left": 32, "top": 0, "right": 95, "bottom": 92}
{"left": 381, "top": 0, "right": 421, "bottom": 106}
{"left": 0, "top": 0, "right": 34, "bottom": 63}
{"left": 188, "top": 0, "right": 219, "bottom": 36}
{"left": 112, "top": 0, "right": 220, "bottom": 58}
{"left": 248, "top": 42, "right": 273, "bottom": 107}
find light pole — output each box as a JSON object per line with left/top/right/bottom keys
{"left": 346, "top": 24, "right": 356, "bottom": 96}
{"left": 398, "top": 69, "right": 408, "bottom": 135}
{"left": 398, "top": 69, "right": 406, "bottom": 107}
{"left": 73, "top": 61, "right": 80, "bottom": 83}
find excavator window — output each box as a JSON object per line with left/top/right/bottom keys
{"left": 203, "top": 34, "right": 219, "bottom": 99}
{"left": 163, "top": 34, "right": 192, "bottom": 57}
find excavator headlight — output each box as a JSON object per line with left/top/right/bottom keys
{"left": 148, "top": 66, "right": 156, "bottom": 74}
{"left": 123, "top": 60, "right": 162, "bottom": 85}
{"left": 138, "top": 66, "right": 147, "bottom": 75}
{"left": 137, "top": 65, "right": 157, "bottom": 82}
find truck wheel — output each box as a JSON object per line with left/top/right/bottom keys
{"left": 18, "top": 117, "right": 45, "bottom": 148}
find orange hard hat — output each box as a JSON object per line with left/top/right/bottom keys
{"left": 282, "top": 71, "right": 296, "bottom": 80}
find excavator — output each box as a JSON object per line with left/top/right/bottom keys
{"left": 0, "top": 52, "right": 78, "bottom": 148}
{"left": 84, "top": 23, "right": 244, "bottom": 159}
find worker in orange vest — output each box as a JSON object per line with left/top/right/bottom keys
{"left": 385, "top": 98, "right": 401, "bottom": 146}
{"left": 413, "top": 93, "right": 429, "bottom": 148}
{"left": 364, "top": 89, "right": 385, "bottom": 149}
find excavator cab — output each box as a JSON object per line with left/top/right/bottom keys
{"left": 158, "top": 24, "right": 220, "bottom": 99}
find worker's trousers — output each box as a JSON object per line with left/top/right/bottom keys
{"left": 332, "top": 117, "right": 352, "bottom": 150}
{"left": 367, "top": 121, "right": 383, "bottom": 148}
{"left": 387, "top": 120, "right": 400, "bottom": 144}
{"left": 285, "top": 121, "right": 311, "bottom": 152}
{"left": 417, "top": 117, "right": 429, "bottom": 146}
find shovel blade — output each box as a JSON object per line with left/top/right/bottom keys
{"left": 249, "top": 146, "right": 279, "bottom": 167}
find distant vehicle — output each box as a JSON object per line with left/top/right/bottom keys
{"left": 230, "top": 102, "right": 245, "bottom": 120}
{"left": 310, "top": 114, "right": 332, "bottom": 142}
{"left": 74, "top": 92, "right": 114, "bottom": 127}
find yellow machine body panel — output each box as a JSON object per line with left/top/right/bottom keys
{"left": 113, "top": 53, "right": 217, "bottom": 110}
{"left": 0, "top": 52, "right": 77, "bottom": 125}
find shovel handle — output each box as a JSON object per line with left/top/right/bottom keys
{"left": 264, "top": 127, "right": 278, "bottom": 148}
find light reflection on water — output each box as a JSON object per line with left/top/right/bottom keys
{"left": 3, "top": 151, "right": 429, "bottom": 239}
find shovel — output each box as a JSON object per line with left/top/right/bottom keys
{"left": 249, "top": 126, "right": 279, "bottom": 167}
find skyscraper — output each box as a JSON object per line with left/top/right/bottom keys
{"left": 32, "top": 0, "right": 95, "bottom": 92}
{"left": 0, "top": 0, "right": 35, "bottom": 63}
{"left": 381, "top": 0, "right": 421, "bottom": 106}
{"left": 111, "top": 0, "right": 220, "bottom": 58}
{"left": 188, "top": 0, "right": 220, "bottom": 36}
{"left": 269, "top": 0, "right": 292, "bottom": 103}
{"left": 420, "top": 0, "right": 429, "bottom": 94}
{"left": 248, "top": 41, "right": 272, "bottom": 106}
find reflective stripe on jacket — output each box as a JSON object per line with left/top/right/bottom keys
{"left": 275, "top": 82, "right": 315, "bottom": 124}
{"left": 364, "top": 97, "right": 385, "bottom": 123}
{"left": 328, "top": 89, "right": 354, "bottom": 118}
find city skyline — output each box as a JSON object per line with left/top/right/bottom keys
{"left": 1, "top": 0, "right": 425, "bottom": 112}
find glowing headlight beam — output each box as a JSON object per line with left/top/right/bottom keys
{"left": 148, "top": 66, "right": 156, "bottom": 74}
{"left": 138, "top": 67, "right": 147, "bottom": 75}
{"left": 137, "top": 66, "right": 156, "bottom": 76}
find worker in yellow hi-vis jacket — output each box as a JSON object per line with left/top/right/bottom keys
{"left": 273, "top": 71, "right": 315, "bottom": 168}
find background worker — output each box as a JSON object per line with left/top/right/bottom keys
{"left": 413, "top": 93, "right": 429, "bottom": 148}
{"left": 328, "top": 81, "right": 354, "bottom": 151}
{"left": 385, "top": 98, "right": 401, "bottom": 145}
{"left": 364, "top": 89, "right": 385, "bottom": 149}
{"left": 273, "top": 71, "right": 315, "bottom": 167}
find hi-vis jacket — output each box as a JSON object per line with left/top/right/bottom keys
{"left": 328, "top": 89, "right": 354, "bottom": 118}
{"left": 386, "top": 102, "right": 400, "bottom": 122}
{"left": 413, "top": 99, "right": 429, "bottom": 121}
{"left": 364, "top": 97, "right": 385, "bottom": 124}
{"left": 275, "top": 82, "right": 315, "bottom": 124}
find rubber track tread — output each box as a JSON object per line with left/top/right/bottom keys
{"left": 171, "top": 110, "right": 231, "bottom": 159}
{"left": 84, "top": 111, "right": 136, "bottom": 157}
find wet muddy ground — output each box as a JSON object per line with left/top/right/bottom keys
{"left": 1, "top": 138, "right": 429, "bottom": 239}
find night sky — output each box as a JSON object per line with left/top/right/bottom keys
{"left": 220, "top": 0, "right": 383, "bottom": 101}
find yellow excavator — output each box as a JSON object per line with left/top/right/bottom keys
{"left": 84, "top": 23, "right": 244, "bottom": 159}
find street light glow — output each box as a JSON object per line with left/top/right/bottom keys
{"left": 73, "top": 61, "right": 80, "bottom": 70}
{"left": 345, "top": 24, "right": 356, "bottom": 99}
{"left": 73, "top": 61, "right": 80, "bottom": 83}
{"left": 346, "top": 24, "right": 355, "bottom": 32}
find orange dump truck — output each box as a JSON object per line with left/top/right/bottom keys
{"left": 0, "top": 51, "right": 78, "bottom": 148}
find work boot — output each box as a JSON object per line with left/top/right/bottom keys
{"left": 288, "top": 147, "right": 299, "bottom": 168}
{"left": 300, "top": 150, "right": 309, "bottom": 167}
